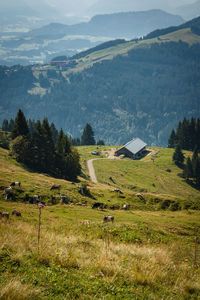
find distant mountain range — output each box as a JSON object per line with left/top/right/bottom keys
{"left": 0, "top": 10, "right": 184, "bottom": 66}
{"left": 175, "top": 0, "right": 200, "bottom": 20}
{"left": 0, "top": 16, "right": 200, "bottom": 146}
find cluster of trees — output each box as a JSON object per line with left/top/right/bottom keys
{"left": 70, "top": 123, "right": 104, "bottom": 146}
{"left": 7, "top": 109, "right": 81, "bottom": 181}
{"left": 170, "top": 118, "right": 200, "bottom": 185}
{"left": 1, "top": 119, "right": 15, "bottom": 132}
{"left": 1, "top": 118, "right": 104, "bottom": 147}
{"left": 184, "top": 148, "right": 200, "bottom": 184}
{"left": 168, "top": 118, "right": 200, "bottom": 151}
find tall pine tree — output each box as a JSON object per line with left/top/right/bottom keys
{"left": 81, "top": 123, "right": 95, "bottom": 145}
{"left": 173, "top": 144, "right": 184, "bottom": 166}
{"left": 12, "top": 109, "right": 29, "bottom": 139}
{"left": 184, "top": 157, "right": 193, "bottom": 179}
{"left": 168, "top": 129, "right": 176, "bottom": 148}
{"left": 42, "top": 118, "right": 55, "bottom": 173}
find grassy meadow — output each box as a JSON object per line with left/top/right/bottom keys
{"left": 93, "top": 147, "right": 200, "bottom": 205}
{"left": 0, "top": 146, "right": 200, "bottom": 299}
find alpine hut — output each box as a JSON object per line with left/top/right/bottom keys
{"left": 115, "top": 138, "right": 147, "bottom": 159}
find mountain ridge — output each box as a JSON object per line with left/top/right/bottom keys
{"left": 0, "top": 9, "right": 184, "bottom": 66}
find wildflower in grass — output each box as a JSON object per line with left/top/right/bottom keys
{"left": 37, "top": 202, "right": 45, "bottom": 255}
{"left": 185, "top": 258, "right": 188, "bottom": 262}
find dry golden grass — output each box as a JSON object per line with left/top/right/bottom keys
{"left": 1, "top": 211, "right": 199, "bottom": 299}
{"left": 0, "top": 278, "right": 42, "bottom": 300}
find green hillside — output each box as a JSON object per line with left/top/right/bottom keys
{"left": 0, "top": 145, "right": 200, "bottom": 211}
{"left": 66, "top": 26, "right": 200, "bottom": 73}
{"left": 0, "top": 146, "right": 200, "bottom": 299}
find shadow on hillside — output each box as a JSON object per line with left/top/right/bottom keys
{"left": 185, "top": 179, "right": 200, "bottom": 191}
{"left": 17, "top": 162, "right": 80, "bottom": 183}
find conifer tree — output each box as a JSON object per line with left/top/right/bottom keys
{"left": 50, "top": 122, "right": 58, "bottom": 144}
{"left": 193, "top": 157, "right": 200, "bottom": 185}
{"left": 2, "top": 119, "right": 9, "bottom": 131}
{"left": 9, "top": 119, "right": 15, "bottom": 132}
{"left": 12, "top": 109, "right": 29, "bottom": 139}
{"left": 168, "top": 129, "right": 176, "bottom": 148}
{"left": 42, "top": 118, "right": 55, "bottom": 172}
{"left": 56, "top": 129, "right": 71, "bottom": 155}
{"left": 32, "top": 120, "right": 45, "bottom": 170}
{"left": 56, "top": 128, "right": 65, "bottom": 155}
{"left": 196, "top": 118, "right": 200, "bottom": 151}
{"left": 192, "top": 146, "right": 198, "bottom": 167}
{"left": 81, "top": 123, "right": 95, "bottom": 145}
{"left": 184, "top": 157, "right": 193, "bottom": 179}
{"left": 188, "top": 117, "right": 196, "bottom": 151}
{"left": 63, "top": 135, "right": 71, "bottom": 155}
{"left": 10, "top": 135, "right": 32, "bottom": 164}
{"left": 28, "top": 119, "right": 35, "bottom": 136}
{"left": 173, "top": 144, "right": 184, "bottom": 165}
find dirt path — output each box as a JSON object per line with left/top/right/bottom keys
{"left": 87, "top": 148, "right": 120, "bottom": 183}
{"left": 87, "top": 159, "right": 99, "bottom": 183}
{"left": 107, "top": 148, "right": 120, "bottom": 159}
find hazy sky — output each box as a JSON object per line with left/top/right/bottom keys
{"left": 44, "top": 0, "right": 197, "bottom": 16}
{"left": 0, "top": 0, "right": 198, "bottom": 24}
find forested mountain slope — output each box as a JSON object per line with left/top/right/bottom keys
{"left": 1, "top": 18, "right": 200, "bottom": 146}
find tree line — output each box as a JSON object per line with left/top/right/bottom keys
{"left": 2, "top": 109, "right": 82, "bottom": 181}
{"left": 169, "top": 118, "right": 200, "bottom": 185}
{"left": 1, "top": 118, "right": 104, "bottom": 147}
{"left": 168, "top": 117, "right": 200, "bottom": 151}
{"left": 1, "top": 111, "right": 105, "bottom": 180}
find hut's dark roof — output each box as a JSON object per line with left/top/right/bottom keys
{"left": 119, "top": 138, "right": 147, "bottom": 155}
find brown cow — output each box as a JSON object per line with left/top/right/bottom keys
{"left": 50, "top": 184, "right": 61, "bottom": 191}
{"left": 12, "top": 210, "right": 21, "bottom": 217}
{"left": 103, "top": 215, "right": 114, "bottom": 223}
{"left": 0, "top": 211, "right": 10, "bottom": 220}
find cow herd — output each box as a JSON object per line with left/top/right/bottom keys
{"left": 0, "top": 210, "right": 21, "bottom": 220}
{"left": 1, "top": 181, "right": 136, "bottom": 224}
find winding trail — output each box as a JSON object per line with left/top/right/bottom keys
{"left": 87, "top": 159, "right": 99, "bottom": 183}
{"left": 87, "top": 148, "right": 120, "bottom": 183}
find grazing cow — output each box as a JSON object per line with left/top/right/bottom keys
{"left": 5, "top": 187, "right": 12, "bottom": 193}
{"left": 33, "top": 195, "right": 39, "bottom": 203}
{"left": 103, "top": 215, "right": 114, "bottom": 223}
{"left": 123, "top": 204, "right": 130, "bottom": 210}
{"left": 113, "top": 188, "right": 123, "bottom": 194}
{"left": 10, "top": 182, "right": 21, "bottom": 187}
{"left": 5, "top": 187, "right": 14, "bottom": 200}
{"left": 136, "top": 193, "right": 144, "bottom": 201}
{"left": 0, "top": 212, "right": 10, "bottom": 220}
{"left": 60, "top": 195, "right": 68, "bottom": 204}
{"left": 12, "top": 210, "right": 21, "bottom": 217}
{"left": 50, "top": 184, "right": 61, "bottom": 191}
{"left": 92, "top": 202, "right": 104, "bottom": 209}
